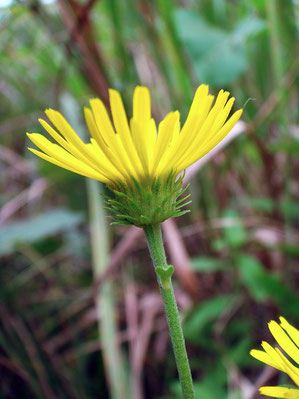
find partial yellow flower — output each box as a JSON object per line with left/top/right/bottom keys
{"left": 27, "top": 85, "right": 242, "bottom": 226}
{"left": 260, "top": 387, "right": 299, "bottom": 398}
{"left": 250, "top": 317, "right": 299, "bottom": 399}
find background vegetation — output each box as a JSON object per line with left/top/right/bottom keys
{"left": 0, "top": 0, "right": 298, "bottom": 398}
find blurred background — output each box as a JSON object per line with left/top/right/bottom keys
{"left": 0, "top": 0, "right": 299, "bottom": 398}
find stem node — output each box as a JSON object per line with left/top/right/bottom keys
{"left": 156, "top": 264, "right": 174, "bottom": 289}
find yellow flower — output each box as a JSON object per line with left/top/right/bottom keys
{"left": 27, "top": 85, "right": 242, "bottom": 226}
{"left": 250, "top": 317, "right": 299, "bottom": 398}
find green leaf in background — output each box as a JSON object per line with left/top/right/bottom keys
{"left": 174, "top": 9, "right": 266, "bottom": 85}
{"left": 248, "top": 0, "right": 266, "bottom": 11}
{"left": 183, "top": 294, "right": 238, "bottom": 343}
{"left": 223, "top": 209, "right": 248, "bottom": 249}
{"left": 269, "top": 139, "right": 299, "bottom": 154}
{"left": 229, "top": 335, "right": 251, "bottom": 366}
{"left": 237, "top": 254, "right": 299, "bottom": 314}
{"left": 190, "top": 256, "right": 226, "bottom": 272}
{"left": 193, "top": 369, "right": 227, "bottom": 399}
{"left": 212, "top": 209, "right": 248, "bottom": 251}
{"left": 168, "top": 364, "right": 227, "bottom": 399}
{"left": 239, "top": 196, "right": 275, "bottom": 213}
{"left": 0, "top": 209, "right": 83, "bottom": 255}
{"left": 237, "top": 254, "right": 276, "bottom": 301}
{"left": 279, "top": 199, "right": 299, "bottom": 220}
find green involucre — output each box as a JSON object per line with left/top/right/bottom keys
{"left": 103, "top": 171, "right": 191, "bottom": 227}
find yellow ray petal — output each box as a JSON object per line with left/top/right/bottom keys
{"left": 42, "top": 112, "right": 125, "bottom": 180}
{"left": 250, "top": 349, "right": 281, "bottom": 371}
{"left": 146, "top": 119, "right": 157, "bottom": 160}
{"left": 45, "top": 109, "right": 83, "bottom": 146}
{"left": 45, "top": 109, "right": 112, "bottom": 175}
{"left": 89, "top": 98, "right": 133, "bottom": 178}
{"left": 262, "top": 341, "right": 288, "bottom": 371}
{"left": 162, "top": 93, "right": 214, "bottom": 170}
{"left": 151, "top": 111, "right": 180, "bottom": 175}
{"left": 38, "top": 118, "right": 72, "bottom": 151}
{"left": 39, "top": 116, "right": 109, "bottom": 175}
{"left": 88, "top": 99, "right": 116, "bottom": 147}
{"left": 260, "top": 386, "right": 299, "bottom": 398}
{"left": 130, "top": 87, "right": 156, "bottom": 176}
{"left": 194, "top": 89, "right": 231, "bottom": 142}
{"left": 130, "top": 118, "right": 150, "bottom": 175}
{"left": 174, "top": 90, "right": 230, "bottom": 168}
{"left": 89, "top": 138, "right": 122, "bottom": 178}
{"left": 86, "top": 142, "right": 122, "bottom": 180}
{"left": 28, "top": 148, "right": 108, "bottom": 182}
{"left": 28, "top": 133, "right": 88, "bottom": 170}
{"left": 180, "top": 84, "right": 209, "bottom": 137}
{"left": 280, "top": 318, "right": 299, "bottom": 350}
{"left": 133, "top": 86, "right": 151, "bottom": 124}
{"left": 109, "top": 89, "right": 143, "bottom": 175}
{"left": 84, "top": 107, "right": 128, "bottom": 179}
{"left": 269, "top": 321, "right": 299, "bottom": 365}
{"left": 164, "top": 85, "right": 210, "bottom": 164}
{"left": 189, "top": 89, "right": 230, "bottom": 147}
{"left": 39, "top": 118, "right": 89, "bottom": 162}
{"left": 27, "top": 134, "right": 108, "bottom": 182}
{"left": 275, "top": 348, "right": 299, "bottom": 386}
{"left": 178, "top": 109, "right": 242, "bottom": 170}
{"left": 130, "top": 117, "right": 157, "bottom": 176}
{"left": 84, "top": 106, "right": 110, "bottom": 151}
{"left": 209, "top": 97, "right": 235, "bottom": 136}
{"left": 196, "top": 108, "right": 242, "bottom": 158}
{"left": 130, "top": 86, "right": 155, "bottom": 176}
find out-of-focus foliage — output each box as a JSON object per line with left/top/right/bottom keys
{"left": 0, "top": 208, "right": 83, "bottom": 255}
{"left": 175, "top": 9, "right": 267, "bottom": 85}
{"left": 0, "top": 0, "right": 298, "bottom": 398}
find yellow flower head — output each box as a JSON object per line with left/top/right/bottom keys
{"left": 27, "top": 85, "right": 242, "bottom": 226}
{"left": 250, "top": 317, "right": 299, "bottom": 398}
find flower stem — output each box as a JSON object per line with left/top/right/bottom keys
{"left": 143, "top": 224, "right": 195, "bottom": 399}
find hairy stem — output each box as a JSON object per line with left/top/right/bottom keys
{"left": 143, "top": 224, "right": 195, "bottom": 399}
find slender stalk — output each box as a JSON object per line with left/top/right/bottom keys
{"left": 156, "top": 0, "right": 193, "bottom": 105}
{"left": 87, "top": 179, "right": 131, "bottom": 399}
{"left": 266, "top": 0, "right": 293, "bottom": 278}
{"left": 143, "top": 224, "right": 195, "bottom": 399}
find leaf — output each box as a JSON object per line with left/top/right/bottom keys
{"left": 268, "top": 136, "right": 299, "bottom": 154}
{"left": 170, "top": 364, "right": 227, "bottom": 399}
{"left": 222, "top": 209, "right": 248, "bottom": 249}
{"left": 247, "top": 0, "right": 266, "bottom": 11}
{"left": 237, "top": 254, "right": 299, "bottom": 315}
{"left": 174, "top": 9, "right": 266, "bottom": 85}
{"left": 190, "top": 256, "right": 226, "bottom": 272}
{"left": 239, "top": 196, "right": 275, "bottom": 213}
{"left": 279, "top": 199, "right": 299, "bottom": 219}
{"left": 232, "top": 16, "right": 266, "bottom": 40}
{"left": 183, "top": 294, "right": 238, "bottom": 343}
{"left": 0, "top": 208, "right": 83, "bottom": 255}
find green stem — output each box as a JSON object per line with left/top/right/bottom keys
{"left": 143, "top": 224, "right": 195, "bottom": 399}
{"left": 87, "top": 179, "right": 131, "bottom": 399}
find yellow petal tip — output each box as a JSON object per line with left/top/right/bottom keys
{"left": 109, "top": 88, "right": 119, "bottom": 96}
